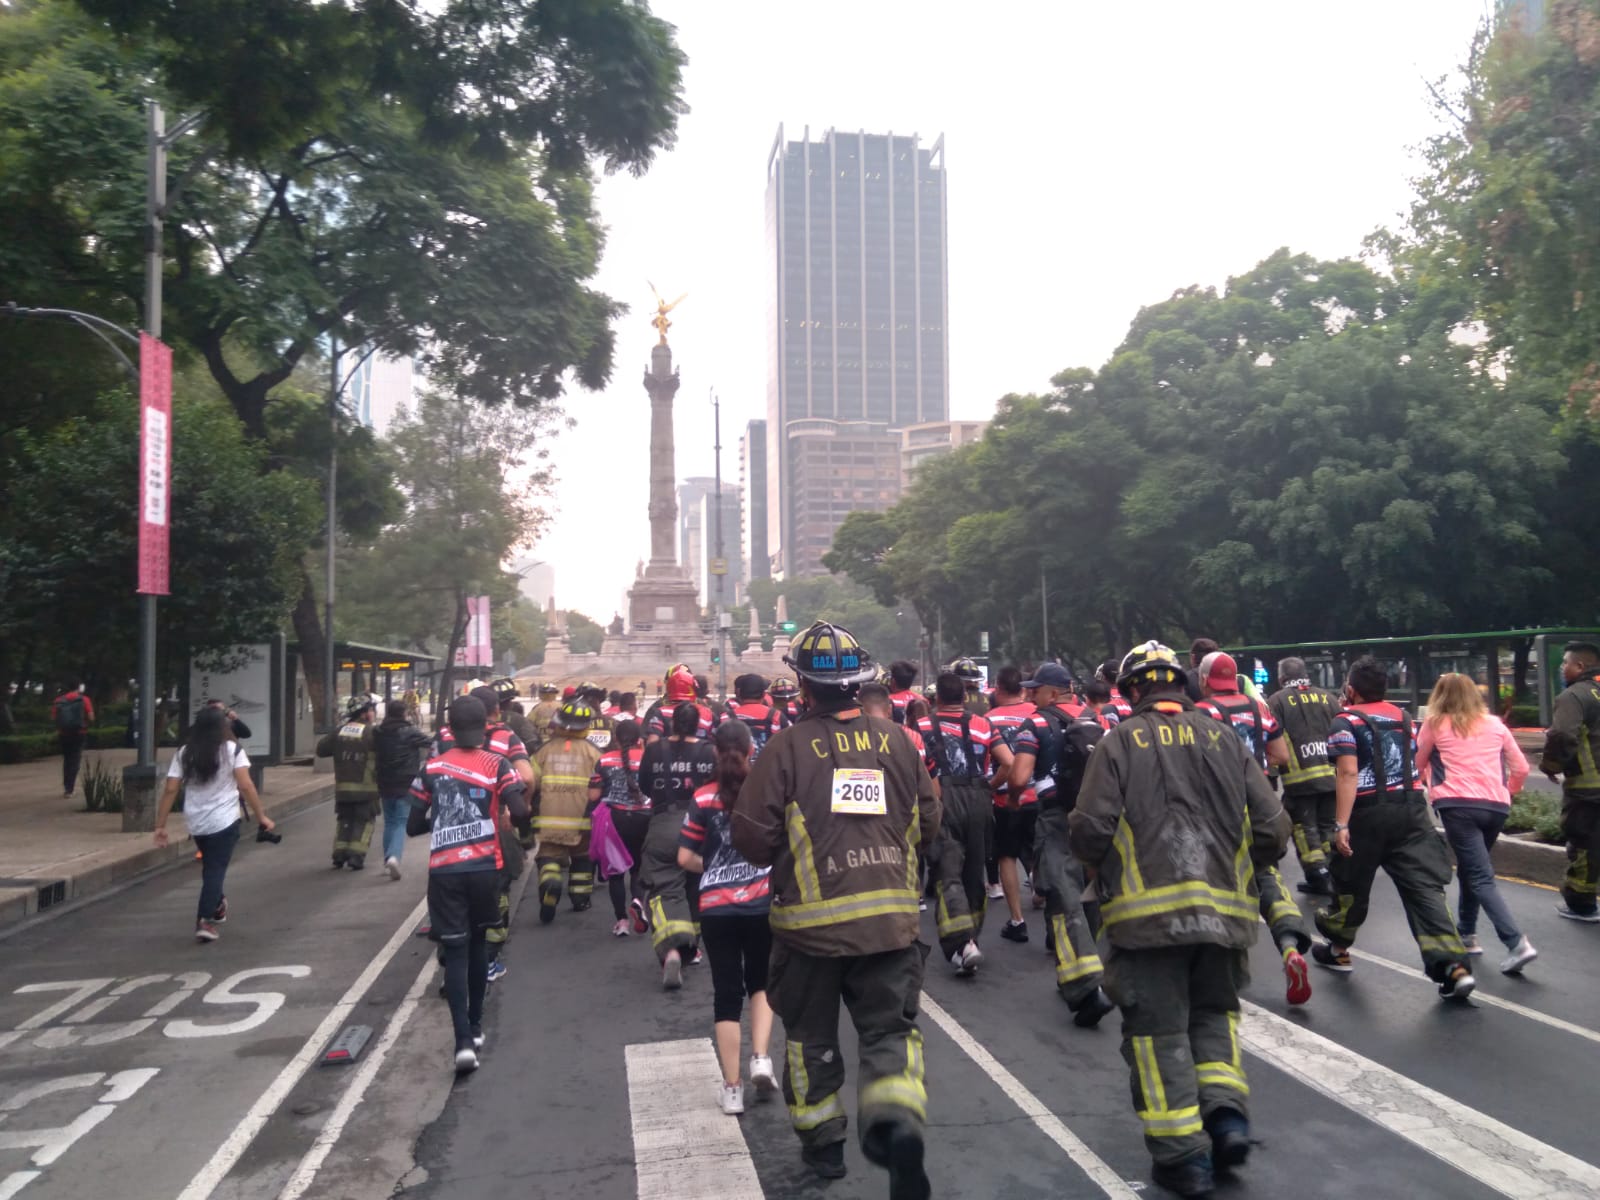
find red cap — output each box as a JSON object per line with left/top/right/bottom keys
{"left": 562, "top": 685, "right": 577, "bottom": 699}
{"left": 1200, "top": 651, "right": 1239, "bottom": 693}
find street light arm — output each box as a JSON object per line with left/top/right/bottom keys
{"left": 3, "top": 303, "right": 140, "bottom": 381}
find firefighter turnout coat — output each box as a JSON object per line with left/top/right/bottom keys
{"left": 1069, "top": 694, "right": 1290, "bottom": 949}
{"left": 732, "top": 706, "right": 941, "bottom": 956}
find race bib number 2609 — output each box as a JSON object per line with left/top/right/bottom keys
{"left": 831, "top": 768, "right": 886, "bottom": 815}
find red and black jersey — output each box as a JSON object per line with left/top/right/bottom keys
{"left": 679, "top": 782, "right": 771, "bottom": 915}
{"left": 888, "top": 689, "right": 920, "bottom": 727}
{"left": 645, "top": 701, "right": 715, "bottom": 741}
{"left": 725, "top": 701, "right": 783, "bottom": 762}
{"left": 986, "top": 701, "right": 1038, "bottom": 805}
{"left": 434, "top": 720, "right": 530, "bottom": 764}
{"left": 1197, "top": 693, "right": 1282, "bottom": 772}
{"left": 590, "top": 744, "right": 648, "bottom": 810}
{"left": 915, "top": 706, "right": 997, "bottom": 779}
{"left": 411, "top": 748, "right": 526, "bottom": 874}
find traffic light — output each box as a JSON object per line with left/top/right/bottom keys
{"left": 711, "top": 650, "right": 721, "bottom": 664}
{"left": 778, "top": 621, "right": 797, "bottom": 633}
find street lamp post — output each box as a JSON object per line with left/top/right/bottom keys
{"left": 712, "top": 389, "right": 728, "bottom": 700}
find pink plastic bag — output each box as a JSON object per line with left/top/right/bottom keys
{"left": 588, "top": 802, "right": 634, "bottom": 880}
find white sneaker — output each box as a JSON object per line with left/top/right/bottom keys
{"left": 749, "top": 1055, "right": 778, "bottom": 1096}
{"left": 1555, "top": 905, "right": 1600, "bottom": 923}
{"left": 612, "top": 919, "right": 631, "bottom": 937}
{"left": 719, "top": 1082, "right": 745, "bottom": 1115}
{"left": 454, "top": 1047, "right": 479, "bottom": 1073}
{"left": 952, "top": 940, "right": 983, "bottom": 976}
{"left": 385, "top": 857, "right": 402, "bottom": 880}
{"left": 1500, "top": 937, "right": 1538, "bottom": 975}
{"left": 986, "top": 883, "right": 1005, "bottom": 901}
{"left": 1461, "top": 933, "right": 1482, "bottom": 956}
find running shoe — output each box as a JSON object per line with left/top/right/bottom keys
{"left": 662, "top": 949, "right": 683, "bottom": 991}
{"left": 1439, "top": 965, "right": 1476, "bottom": 1001}
{"left": 454, "top": 1046, "right": 479, "bottom": 1073}
{"left": 385, "top": 857, "right": 402, "bottom": 880}
{"left": 612, "top": 919, "right": 631, "bottom": 937}
{"left": 211, "top": 897, "right": 228, "bottom": 924}
{"left": 1500, "top": 937, "right": 1538, "bottom": 975}
{"left": 194, "top": 920, "right": 220, "bottom": 943}
{"left": 690, "top": 945, "right": 704, "bottom": 966}
{"left": 719, "top": 1082, "right": 745, "bottom": 1115}
{"left": 470, "top": 1025, "right": 485, "bottom": 1050}
{"left": 571, "top": 897, "right": 592, "bottom": 913}
{"left": 630, "top": 897, "right": 649, "bottom": 934}
{"left": 347, "top": 857, "right": 365, "bottom": 871}
{"left": 952, "top": 941, "right": 983, "bottom": 977}
{"left": 1311, "top": 942, "right": 1353, "bottom": 973}
{"left": 1461, "top": 933, "right": 1483, "bottom": 956}
{"left": 1283, "top": 948, "right": 1312, "bottom": 1006}
{"left": 485, "top": 959, "right": 507, "bottom": 984}
{"left": 918, "top": 898, "right": 928, "bottom": 912}
{"left": 1000, "top": 919, "right": 1029, "bottom": 943}
{"left": 1555, "top": 904, "right": 1600, "bottom": 923}
{"left": 749, "top": 1055, "right": 778, "bottom": 1096}
{"left": 986, "top": 883, "right": 1005, "bottom": 901}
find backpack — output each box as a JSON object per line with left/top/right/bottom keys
{"left": 1208, "top": 694, "right": 1267, "bottom": 771}
{"left": 1036, "top": 706, "right": 1103, "bottom": 811}
{"left": 55, "top": 694, "right": 87, "bottom": 733}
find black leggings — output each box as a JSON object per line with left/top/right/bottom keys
{"left": 442, "top": 935, "right": 488, "bottom": 1047}
{"left": 700, "top": 913, "right": 772, "bottom": 1023}
{"left": 607, "top": 808, "right": 651, "bottom": 920}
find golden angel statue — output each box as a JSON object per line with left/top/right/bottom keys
{"left": 648, "top": 281, "right": 688, "bottom": 346}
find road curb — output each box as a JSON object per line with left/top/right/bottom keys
{"left": 1491, "top": 833, "right": 1567, "bottom": 888}
{"left": 0, "top": 781, "right": 333, "bottom": 932}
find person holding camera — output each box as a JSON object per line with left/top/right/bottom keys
{"left": 153, "top": 707, "right": 275, "bottom": 942}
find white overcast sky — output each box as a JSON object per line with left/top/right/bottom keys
{"left": 533, "top": 0, "right": 1491, "bottom": 623}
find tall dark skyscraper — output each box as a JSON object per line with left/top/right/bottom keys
{"left": 740, "top": 419, "right": 769, "bottom": 583}
{"left": 765, "top": 126, "right": 949, "bottom": 577}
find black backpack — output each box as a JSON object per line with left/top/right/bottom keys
{"left": 55, "top": 694, "right": 87, "bottom": 732}
{"left": 1037, "top": 706, "right": 1103, "bottom": 811}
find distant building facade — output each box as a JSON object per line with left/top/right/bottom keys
{"left": 900, "top": 419, "right": 988, "bottom": 489}
{"left": 766, "top": 125, "right": 949, "bottom": 577}
{"left": 698, "top": 487, "right": 744, "bottom": 609}
{"left": 787, "top": 419, "right": 902, "bottom": 576}
{"left": 740, "top": 419, "right": 769, "bottom": 581}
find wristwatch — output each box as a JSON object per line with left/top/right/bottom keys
{"left": 1331, "top": 821, "right": 1348, "bottom": 833}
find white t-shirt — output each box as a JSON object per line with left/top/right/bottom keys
{"left": 167, "top": 743, "right": 250, "bottom": 836}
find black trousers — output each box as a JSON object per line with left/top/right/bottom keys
{"left": 701, "top": 912, "right": 772, "bottom": 1022}
{"left": 59, "top": 731, "right": 86, "bottom": 794}
{"left": 607, "top": 807, "right": 651, "bottom": 920}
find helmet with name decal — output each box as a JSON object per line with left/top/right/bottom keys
{"left": 664, "top": 663, "right": 696, "bottom": 702}
{"left": 1116, "top": 640, "right": 1185, "bottom": 694}
{"left": 552, "top": 700, "right": 595, "bottom": 732}
{"left": 784, "top": 620, "right": 876, "bottom": 689}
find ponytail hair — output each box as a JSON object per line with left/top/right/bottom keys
{"left": 614, "top": 719, "right": 643, "bottom": 795}
{"left": 713, "top": 717, "right": 752, "bottom": 800}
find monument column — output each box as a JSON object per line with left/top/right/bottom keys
{"left": 645, "top": 343, "right": 681, "bottom": 570}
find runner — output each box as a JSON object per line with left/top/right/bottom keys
{"left": 590, "top": 718, "right": 650, "bottom": 937}
{"left": 985, "top": 666, "right": 1041, "bottom": 938}
{"left": 639, "top": 701, "right": 717, "bottom": 987}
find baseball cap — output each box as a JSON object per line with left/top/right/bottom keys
{"left": 1022, "top": 663, "right": 1074, "bottom": 690}
{"left": 448, "top": 696, "right": 489, "bottom": 748}
{"left": 562, "top": 685, "right": 577, "bottom": 700}
{"left": 470, "top": 684, "right": 501, "bottom": 713}
{"left": 1200, "top": 651, "right": 1240, "bottom": 693}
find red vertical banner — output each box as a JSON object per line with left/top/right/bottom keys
{"left": 138, "top": 333, "right": 173, "bottom": 595}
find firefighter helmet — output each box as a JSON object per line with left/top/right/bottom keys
{"left": 1117, "top": 641, "right": 1186, "bottom": 694}
{"left": 664, "top": 663, "right": 696, "bottom": 702}
{"left": 950, "top": 657, "right": 983, "bottom": 681}
{"left": 769, "top": 675, "right": 798, "bottom": 700}
{"left": 783, "top": 621, "right": 876, "bottom": 688}
{"left": 553, "top": 700, "right": 595, "bottom": 732}
{"left": 489, "top": 676, "right": 520, "bottom": 703}
{"left": 538, "top": 681, "right": 559, "bottom": 697}
{"left": 344, "top": 694, "right": 376, "bottom": 720}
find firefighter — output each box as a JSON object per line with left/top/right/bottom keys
{"left": 1265, "top": 657, "right": 1342, "bottom": 897}
{"left": 1312, "top": 656, "right": 1476, "bottom": 998}
{"left": 645, "top": 663, "right": 712, "bottom": 743}
{"left": 1070, "top": 642, "right": 1291, "bottom": 1199}
{"left": 578, "top": 681, "right": 615, "bottom": 751}
{"left": 770, "top": 675, "right": 803, "bottom": 727}
{"left": 1541, "top": 641, "right": 1600, "bottom": 922}
{"left": 528, "top": 700, "right": 604, "bottom": 923}
{"left": 529, "top": 682, "right": 561, "bottom": 743}
{"left": 1007, "top": 663, "right": 1115, "bottom": 1026}
{"left": 493, "top": 676, "right": 542, "bottom": 755}
{"left": 731, "top": 621, "right": 940, "bottom": 1195}
{"left": 1196, "top": 652, "right": 1313, "bottom": 1008}
{"left": 951, "top": 657, "right": 989, "bottom": 715}
{"left": 316, "top": 695, "right": 381, "bottom": 870}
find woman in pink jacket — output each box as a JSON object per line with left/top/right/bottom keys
{"left": 1417, "top": 674, "right": 1536, "bottom": 975}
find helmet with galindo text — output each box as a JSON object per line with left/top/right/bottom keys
{"left": 784, "top": 621, "right": 876, "bottom": 688}
{"left": 1116, "top": 641, "right": 1185, "bottom": 694}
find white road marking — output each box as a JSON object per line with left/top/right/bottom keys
{"left": 626, "top": 1039, "right": 763, "bottom": 1200}
{"left": 174, "top": 894, "right": 429, "bottom": 1200}
{"left": 1348, "top": 947, "right": 1600, "bottom": 1049}
{"left": 1240, "top": 1000, "right": 1600, "bottom": 1199}
{"left": 918, "top": 994, "right": 1140, "bottom": 1200}
{"left": 274, "top": 956, "right": 436, "bottom": 1200}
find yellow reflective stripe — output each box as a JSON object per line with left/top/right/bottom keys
{"left": 1569, "top": 853, "right": 1596, "bottom": 893}
{"left": 541, "top": 773, "right": 592, "bottom": 785}
{"left": 771, "top": 889, "right": 919, "bottom": 931}
{"left": 1320, "top": 893, "right": 1356, "bottom": 938}
{"left": 786, "top": 803, "right": 823, "bottom": 904}
{"left": 532, "top": 815, "right": 591, "bottom": 830}
{"left": 1138, "top": 1106, "right": 1204, "bottom": 1136}
{"left": 861, "top": 1027, "right": 928, "bottom": 1120}
{"left": 1234, "top": 812, "right": 1253, "bottom": 896}
{"left": 1416, "top": 932, "right": 1467, "bottom": 955}
{"left": 1102, "top": 880, "right": 1257, "bottom": 926}
{"left": 1113, "top": 817, "right": 1145, "bottom": 893}
{"left": 1050, "top": 913, "right": 1103, "bottom": 983}
{"left": 1574, "top": 689, "right": 1600, "bottom": 784}
{"left": 1260, "top": 866, "right": 1300, "bottom": 927}
{"left": 538, "top": 863, "right": 562, "bottom": 880}
{"left": 1195, "top": 1063, "right": 1249, "bottom": 1095}
{"left": 1132, "top": 1036, "right": 1167, "bottom": 1112}
{"left": 936, "top": 887, "right": 975, "bottom": 937}
{"left": 903, "top": 806, "right": 921, "bottom": 893}
{"left": 1230, "top": 1011, "right": 1243, "bottom": 1073}
{"left": 649, "top": 896, "right": 695, "bottom": 951}
{"left": 1283, "top": 763, "right": 1335, "bottom": 786}
{"left": 786, "top": 1041, "right": 845, "bottom": 1130}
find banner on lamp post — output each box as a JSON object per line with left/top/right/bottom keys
{"left": 138, "top": 333, "right": 173, "bottom": 595}
{"left": 465, "top": 595, "right": 494, "bottom": 667}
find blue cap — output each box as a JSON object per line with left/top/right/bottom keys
{"left": 1021, "top": 663, "right": 1074, "bottom": 690}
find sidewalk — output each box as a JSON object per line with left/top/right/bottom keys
{"left": 0, "top": 746, "right": 333, "bottom": 930}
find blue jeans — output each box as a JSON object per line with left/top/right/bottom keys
{"left": 380, "top": 793, "right": 411, "bottom": 863}
{"left": 1438, "top": 806, "right": 1521, "bottom": 948}
{"left": 194, "top": 821, "right": 240, "bottom": 924}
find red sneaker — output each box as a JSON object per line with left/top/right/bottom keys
{"left": 1284, "top": 948, "right": 1312, "bottom": 1006}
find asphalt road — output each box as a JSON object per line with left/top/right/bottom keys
{"left": 2, "top": 799, "right": 1597, "bottom": 1200}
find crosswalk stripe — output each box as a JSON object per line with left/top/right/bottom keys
{"left": 919, "top": 994, "right": 1140, "bottom": 1199}
{"left": 626, "top": 1039, "right": 763, "bottom": 1200}
{"left": 1348, "top": 947, "right": 1600, "bottom": 1049}
{"left": 1240, "top": 1000, "right": 1600, "bottom": 1199}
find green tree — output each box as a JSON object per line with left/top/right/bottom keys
{"left": 562, "top": 611, "right": 606, "bottom": 656}
{"left": 496, "top": 596, "right": 548, "bottom": 670}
